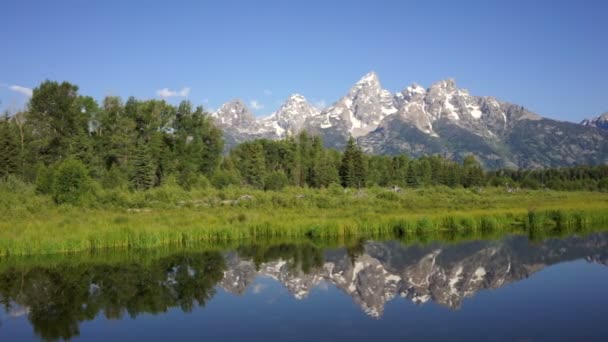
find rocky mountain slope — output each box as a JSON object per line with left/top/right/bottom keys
{"left": 212, "top": 73, "right": 608, "bottom": 168}
{"left": 581, "top": 112, "right": 608, "bottom": 131}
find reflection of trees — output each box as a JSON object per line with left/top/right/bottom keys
{"left": 0, "top": 251, "right": 226, "bottom": 341}
{"left": 237, "top": 242, "right": 324, "bottom": 274}
{"left": 346, "top": 238, "right": 366, "bottom": 265}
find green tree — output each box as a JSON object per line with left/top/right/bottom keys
{"left": 352, "top": 146, "right": 366, "bottom": 188}
{"left": 130, "top": 139, "right": 155, "bottom": 190}
{"left": 27, "top": 81, "right": 90, "bottom": 164}
{"left": 0, "top": 115, "right": 19, "bottom": 179}
{"left": 313, "top": 151, "right": 340, "bottom": 187}
{"left": 52, "top": 159, "right": 91, "bottom": 204}
{"left": 462, "top": 155, "right": 484, "bottom": 187}
{"left": 339, "top": 136, "right": 357, "bottom": 187}
{"left": 230, "top": 141, "right": 266, "bottom": 188}
{"left": 406, "top": 163, "right": 419, "bottom": 188}
{"left": 264, "top": 170, "right": 289, "bottom": 191}
{"left": 35, "top": 163, "right": 55, "bottom": 194}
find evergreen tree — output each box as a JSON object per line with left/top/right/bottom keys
{"left": 211, "top": 158, "right": 241, "bottom": 189}
{"left": 313, "top": 151, "right": 340, "bottom": 187}
{"left": 406, "top": 163, "right": 418, "bottom": 188}
{"left": 130, "top": 139, "right": 155, "bottom": 190}
{"left": 231, "top": 141, "right": 267, "bottom": 188}
{"left": 462, "top": 155, "right": 484, "bottom": 187}
{"left": 352, "top": 145, "right": 366, "bottom": 188}
{"left": 0, "top": 116, "right": 19, "bottom": 180}
{"left": 339, "top": 136, "right": 357, "bottom": 187}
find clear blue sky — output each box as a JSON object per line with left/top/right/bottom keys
{"left": 1, "top": 0, "right": 607, "bottom": 122}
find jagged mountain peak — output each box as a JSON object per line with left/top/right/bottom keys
{"left": 428, "top": 78, "right": 468, "bottom": 97}
{"left": 220, "top": 98, "right": 247, "bottom": 109}
{"left": 275, "top": 93, "right": 311, "bottom": 112}
{"left": 581, "top": 112, "right": 608, "bottom": 130}
{"left": 212, "top": 99, "right": 255, "bottom": 127}
{"left": 407, "top": 83, "right": 426, "bottom": 93}
{"left": 303, "top": 71, "right": 398, "bottom": 138}
{"left": 261, "top": 93, "right": 320, "bottom": 137}
{"left": 212, "top": 73, "right": 606, "bottom": 169}
{"left": 286, "top": 93, "right": 307, "bottom": 101}
{"left": 356, "top": 71, "right": 381, "bottom": 87}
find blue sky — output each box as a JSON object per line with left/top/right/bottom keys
{"left": 1, "top": 0, "right": 607, "bottom": 122}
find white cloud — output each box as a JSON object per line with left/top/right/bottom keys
{"left": 263, "top": 89, "right": 273, "bottom": 96}
{"left": 250, "top": 99, "right": 264, "bottom": 110}
{"left": 313, "top": 99, "right": 327, "bottom": 109}
{"left": 9, "top": 85, "right": 33, "bottom": 97}
{"left": 156, "top": 87, "right": 190, "bottom": 99}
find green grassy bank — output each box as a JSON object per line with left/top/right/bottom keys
{"left": 1, "top": 184, "right": 607, "bottom": 256}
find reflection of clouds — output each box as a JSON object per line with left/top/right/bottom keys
{"left": 252, "top": 283, "right": 266, "bottom": 294}
{"left": 10, "top": 307, "right": 29, "bottom": 318}
{"left": 7, "top": 303, "right": 29, "bottom": 318}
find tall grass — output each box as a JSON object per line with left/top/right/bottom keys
{"left": 0, "top": 205, "right": 607, "bottom": 257}
{"left": 1, "top": 179, "right": 607, "bottom": 256}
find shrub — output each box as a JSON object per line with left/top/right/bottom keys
{"left": 264, "top": 171, "right": 289, "bottom": 191}
{"left": 211, "top": 169, "right": 240, "bottom": 189}
{"left": 327, "top": 183, "right": 344, "bottom": 196}
{"left": 35, "top": 163, "right": 55, "bottom": 195}
{"left": 52, "top": 159, "right": 91, "bottom": 205}
{"left": 102, "top": 165, "right": 128, "bottom": 189}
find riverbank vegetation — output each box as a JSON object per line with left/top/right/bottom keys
{"left": 1, "top": 175, "right": 607, "bottom": 256}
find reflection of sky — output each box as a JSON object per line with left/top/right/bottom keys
{"left": 2, "top": 236, "right": 608, "bottom": 341}
{"left": 73, "top": 259, "right": 608, "bottom": 341}
{"left": 0, "top": 302, "right": 29, "bottom": 319}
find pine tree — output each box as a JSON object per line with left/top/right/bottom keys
{"left": 313, "top": 152, "right": 339, "bottom": 187}
{"left": 241, "top": 142, "right": 266, "bottom": 189}
{"left": 339, "top": 136, "right": 357, "bottom": 187}
{"left": 352, "top": 146, "right": 366, "bottom": 188}
{"left": 406, "top": 163, "right": 418, "bottom": 188}
{"left": 130, "top": 139, "right": 155, "bottom": 190}
{"left": 0, "top": 116, "right": 19, "bottom": 180}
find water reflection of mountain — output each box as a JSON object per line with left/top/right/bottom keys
{"left": 222, "top": 233, "right": 608, "bottom": 317}
{"left": 1, "top": 233, "right": 607, "bottom": 340}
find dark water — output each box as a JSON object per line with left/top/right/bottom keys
{"left": 1, "top": 232, "right": 608, "bottom": 341}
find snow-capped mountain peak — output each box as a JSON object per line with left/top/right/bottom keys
{"left": 355, "top": 71, "right": 381, "bottom": 88}
{"left": 211, "top": 72, "right": 606, "bottom": 169}
{"left": 212, "top": 99, "right": 256, "bottom": 128}
{"left": 581, "top": 112, "right": 608, "bottom": 130}
{"left": 262, "top": 94, "right": 320, "bottom": 136}
{"left": 306, "top": 71, "right": 398, "bottom": 137}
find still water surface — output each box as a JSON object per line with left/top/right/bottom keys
{"left": 1, "top": 232, "right": 607, "bottom": 341}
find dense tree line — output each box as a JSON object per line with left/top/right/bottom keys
{"left": 0, "top": 80, "right": 223, "bottom": 202}
{"left": 0, "top": 80, "right": 607, "bottom": 204}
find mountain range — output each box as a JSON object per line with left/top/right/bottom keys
{"left": 211, "top": 72, "right": 608, "bottom": 169}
